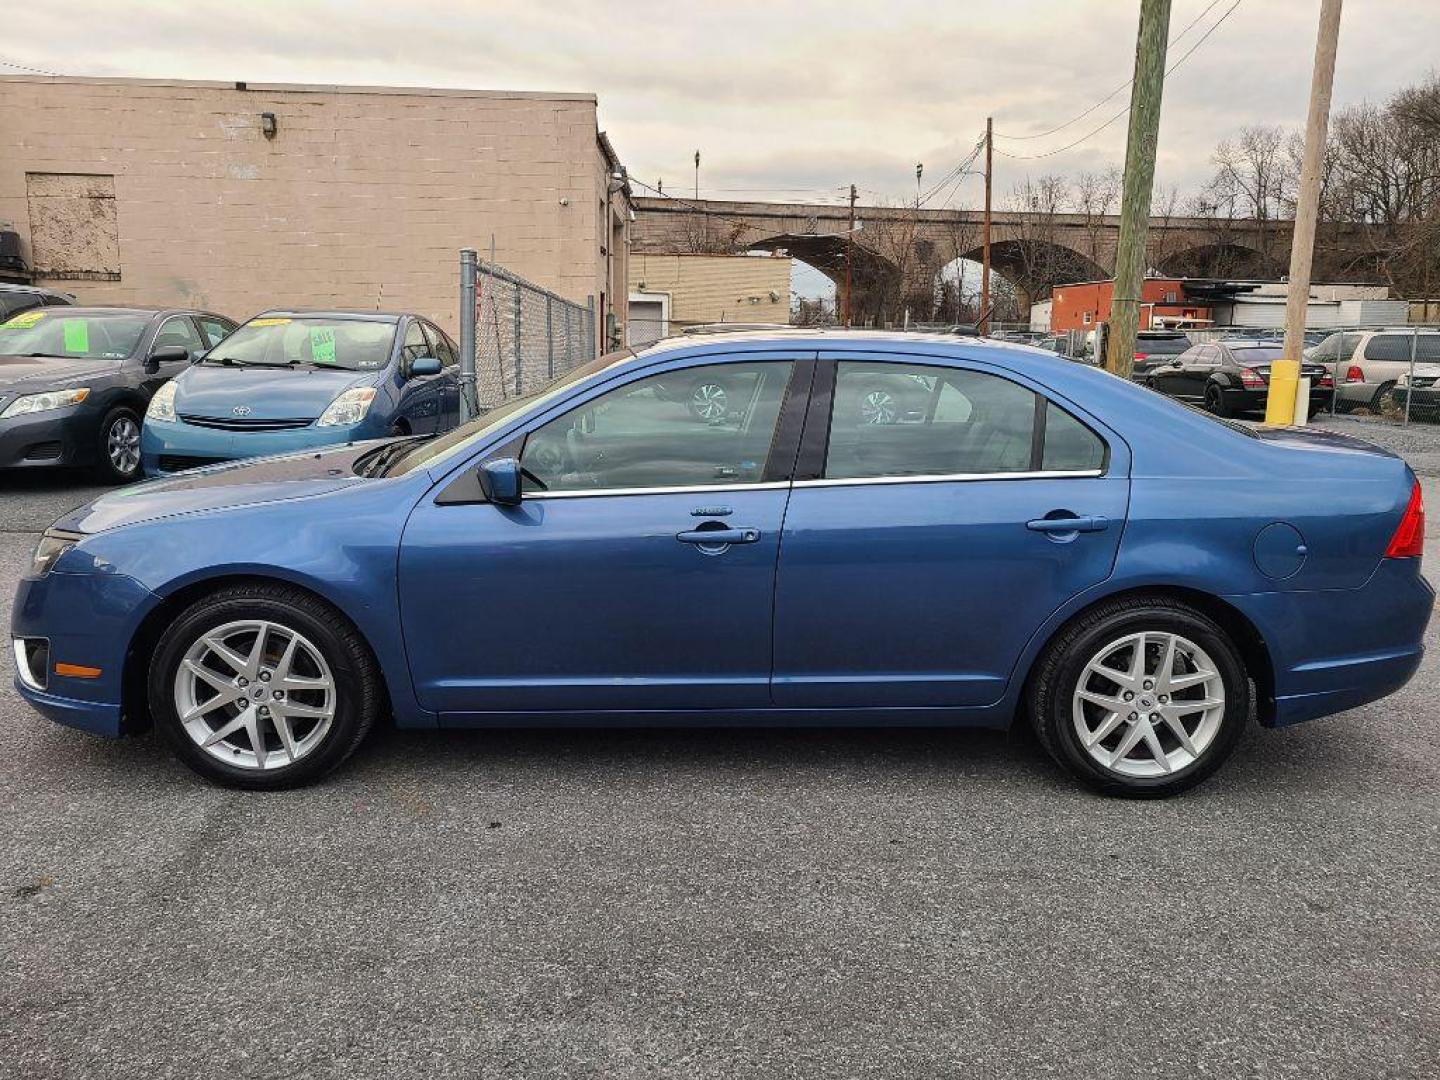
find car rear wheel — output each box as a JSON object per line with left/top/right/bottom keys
{"left": 1027, "top": 596, "right": 1249, "bottom": 798}
{"left": 1371, "top": 381, "right": 1397, "bottom": 413}
{"left": 1203, "top": 384, "right": 1231, "bottom": 418}
{"left": 96, "top": 406, "right": 143, "bottom": 483}
{"left": 148, "top": 583, "right": 383, "bottom": 789}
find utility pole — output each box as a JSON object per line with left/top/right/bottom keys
{"left": 980, "top": 116, "right": 993, "bottom": 335}
{"left": 1104, "top": 0, "right": 1173, "bottom": 379}
{"left": 1267, "top": 0, "right": 1343, "bottom": 426}
{"left": 694, "top": 150, "right": 700, "bottom": 201}
{"left": 845, "top": 183, "right": 857, "bottom": 328}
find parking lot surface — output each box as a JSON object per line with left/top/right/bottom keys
{"left": 2, "top": 417, "right": 1438, "bottom": 1079}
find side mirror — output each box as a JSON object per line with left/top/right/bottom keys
{"left": 146, "top": 344, "right": 190, "bottom": 372}
{"left": 409, "top": 356, "right": 442, "bottom": 377}
{"left": 477, "top": 457, "right": 523, "bottom": 507}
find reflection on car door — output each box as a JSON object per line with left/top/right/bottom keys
{"left": 772, "top": 354, "right": 1128, "bottom": 709}
{"left": 397, "top": 356, "right": 814, "bottom": 717}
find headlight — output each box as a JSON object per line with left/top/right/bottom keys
{"left": 316, "top": 386, "right": 378, "bottom": 427}
{"left": 1, "top": 386, "right": 90, "bottom": 419}
{"left": 32, "top": 532, "right": 80, "bottom": 576}
{"left": 146, "top": 381, "right": 178, "bottom": 421}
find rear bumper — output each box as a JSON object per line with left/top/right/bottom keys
{"left": 141, "top": 418, "right": 367, "bottom": 476}
{"left": 1222, "top": 385, "right": 1334, "bottom": 415}
{"left": 1226, "top": 559, "right": 1434, "bottom": 727}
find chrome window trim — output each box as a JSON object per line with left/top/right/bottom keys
{"left": 526, "top": 480, "right": 791, "bottom": 501}
{"left": 794, "top": 469, "right": 1103, "bottom": 489}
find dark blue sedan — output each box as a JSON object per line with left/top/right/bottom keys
{"left": 12, "top": 331, "right": 1432, "bottom": 797}
{"left": 140, "top": 310, "right": 460, "bottom": 475}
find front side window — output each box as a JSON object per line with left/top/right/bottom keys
{"left": 825, "top": 361, "right": 1104, "bottom": 480}
{"left": 198, "top": 317, "right": 235, "bottom": 348}
{"left": 152, "top": 316, "right": 206, "bottom": 358}
{"left": 401, "top": 320, "right": 428, "bottom": 368}
{"left": 0, "top": 309, "right": 149, "bottom": 360}
{"left": 520, "top": 361, "right": 794, "bottom": 493}
{"left": 204, "top": 316, "right": 397, "bottom": 371}
{"left": 423, "top": 323, "right": 458, "bottom": 367}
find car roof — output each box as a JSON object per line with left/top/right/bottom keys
{"left": 1219, "top": 339, "right": 1285, "bottom": 348}
{"left": 0, "top": 283, "right": 73, "bottom": 297}
{"left": 253, "top": 310, "right": 404, "bottom": 323}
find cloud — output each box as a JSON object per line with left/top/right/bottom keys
{"left": 6, "top": 0, "right": 1438, "bottom": 205}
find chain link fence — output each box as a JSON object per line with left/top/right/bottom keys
{"left": 460, "top": 254, "right": 595, "bottom": 414}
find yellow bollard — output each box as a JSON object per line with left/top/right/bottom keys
{"left": 1265, "top": 358, "right": 1300, "bottom": 426}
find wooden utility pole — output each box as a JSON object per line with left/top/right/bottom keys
{"left": 980, "top": 116, "right": 993, "bottom": 335}
{"left": 1267, "top": 0, "right": 1343, "bottom": 425}
{"left": 845, "top": 183, "right": 857, "bottom": 327}
{"left": 1104, "top": 0, "right": 1173, "bottom": 379}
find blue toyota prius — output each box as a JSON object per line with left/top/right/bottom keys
{"left": 139, "top": 310, "right": 461, "bottom": 475}
{"left": 12, "top": 331, "right": 1432, "bottom": 797}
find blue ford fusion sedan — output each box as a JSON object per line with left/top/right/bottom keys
{"left": 140, "top": 310, "right": 460, "bottom": 476}
{"left": 12, "top": 331, "right": 1431, "bottom": 797}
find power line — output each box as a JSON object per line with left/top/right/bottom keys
{"left": 994, "top": 0, "right": 1225, "bottom": 141}
{"left": 0, "top": 54, "right": 62, "bottom": 76}
{"left": 992, "top": 0, "right": 1243, "bottom": 161}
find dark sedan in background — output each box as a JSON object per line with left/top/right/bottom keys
{"left": 1148, "top": 338, "right": 1333, "bottom": 418}
{"left": 1129, "top": 330, "right": 1192, "bottom": 382}
{"left": 0, "top": 306, "right": 236, "bottom": 482}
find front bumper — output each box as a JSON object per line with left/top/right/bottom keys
{"left": 141, "top": 418, "right": 367, "bottom": 476}
{"left": 0, "top": 405, "right": 97, "bottom": 470}
{"left": 1390, "top": 385, "right": 1440, "bottom": 419}
{"left": 11, "top": 566, "right": 159, "bottom": 737}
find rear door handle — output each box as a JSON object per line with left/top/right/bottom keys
{"left": 676, "top": 527, "right": 761, "bottom": 545}
{"left": 1027, "top": 515, "right": 1108, "bottom": 534}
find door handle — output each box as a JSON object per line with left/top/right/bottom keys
{"left": 1027, "top": 515, "right": 1108, "bottom": 534}
{"left": 676, "top": 527, "right": 761, "bottom": 545}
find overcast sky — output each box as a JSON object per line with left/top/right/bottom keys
{"left": 5, "top": 0, "right": 1437, "bottom": 213}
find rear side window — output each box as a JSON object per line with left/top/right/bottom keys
{"left": 824, "top": 361, "right": 1105, "bottom": 480}
{"left": 1366, "top": 333, "right": 1440, "bottom": 362}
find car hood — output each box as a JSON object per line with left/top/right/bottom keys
{"left": 0, "top": 353, "right": 123, "bottom": 392}
{"left": 53, "top": 442, "right": 383, "bottom": 535}
{"left": 173, "top": 364, "right": 378, "bottom": 421}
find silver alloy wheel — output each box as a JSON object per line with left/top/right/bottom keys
{"left": 173, "top": 619, "right": 336, "bottom": 771}
{"left": 1071, "top": 631, "right": 1225, "bottom": 779}
{"left": 108, "top": 415, "right": 141, "bottom": 475}
{"left": 691, "top": 382, "right": 728, "bottom": 421}
{"left": 860, "top": 389, "right": 897, "bottom": 425}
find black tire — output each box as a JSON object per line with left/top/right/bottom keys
{"left": 1203, "top": 383, "right": 1230, "bottom": 418}
{"left": 95, "top": 405, "right": 143, "bottom": 484}
{"left": 1027, "top": 595, "right": 1250, "bottom": 799}
{"left": 1371, "top": 381, "right": 1397, "bottom": 413}
{"left": 147, "top": 583, "right": 383, "bottom": 789}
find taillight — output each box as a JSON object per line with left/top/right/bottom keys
{"left": 1345, "top": 365, "right": 1365, "bottom": 383}
{"left": 1134, "top": 352, "right": 1149, "bottom": 360}
{"left": 1239, "top": 368, "right": 1266, "bottom": 389}
{"left": 1320, "top": 374, "right": 1334, "bottom": 388}
{"left": 1385, "top": 480, "right": 1424, "bottom": 559}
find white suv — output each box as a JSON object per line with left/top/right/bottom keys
{"left": 1332, "top": 328, "right": 1440, "bottom": 411}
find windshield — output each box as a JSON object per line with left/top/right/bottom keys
{"left": 0, "top": 309, "right": 149, "bottom": 359}
{"left": 207, "top": 316, "right": 397, "bottom": 371}
{"left": 1229, "top": 347, "right": 1286, "bottom": 362}
{"left": 1136, "top": 336, "right": 1189, "bottom": 355}
{"left": 382, "top": 349, "right": 632, "bottom": 477}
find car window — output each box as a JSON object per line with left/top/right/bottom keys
{"left": 826, "top": 362, "right": 1038, "bottom": 479}
{"left": 422, "top": 322, "right": 458, "bottom": 367}
{"left": 152, "top": 315, "right": 206, "bottom": 358}
{"left": 197, "top": 317, "right": 235, "bottom": 348}
{"left": 520, "top": 361, "right": 794, "bottom": 493}
{"left": 401, "top": 320, "right": 428, "bottom": 368}
{"left": 1365, "top": 333, "right": 1440, "bottom": 363}
{"left": 0, "top": 309, "right": 150, "bottom": 359}
{"left": 1041, "top": 402, "right": 1106, "bottom": 471}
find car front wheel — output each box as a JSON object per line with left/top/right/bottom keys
{"left": 1203, "top": 384, "right": 1231, "bottom": 418}
{"left": 96, "top": 406, "right": 143, "bottom": 483}
{"left": 148, "top": 584, "right": 383, "bottom": 789}
{"left": 1027, "top": 597, "right": 1249, "bottom": 798}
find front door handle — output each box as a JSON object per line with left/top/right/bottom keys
{"left": 1027, "top": 515, "right": 1108, "bottom": 534}
{"left": 676, "top": 527, "right": 761, "bottom": 545}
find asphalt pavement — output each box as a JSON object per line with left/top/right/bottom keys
{"left": 2, "top": 420, "right": 1438, "bottom": 1080}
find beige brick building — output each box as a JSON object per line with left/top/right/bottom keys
{"left": 626, "top": 252, "right": 791, "bottom": 345}
{"left": 0, "top": 76, "right": 631, "bottom": 345}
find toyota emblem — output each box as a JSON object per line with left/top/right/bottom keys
{"left": 232, "top": 405, "right": 252, "bottom": 416}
